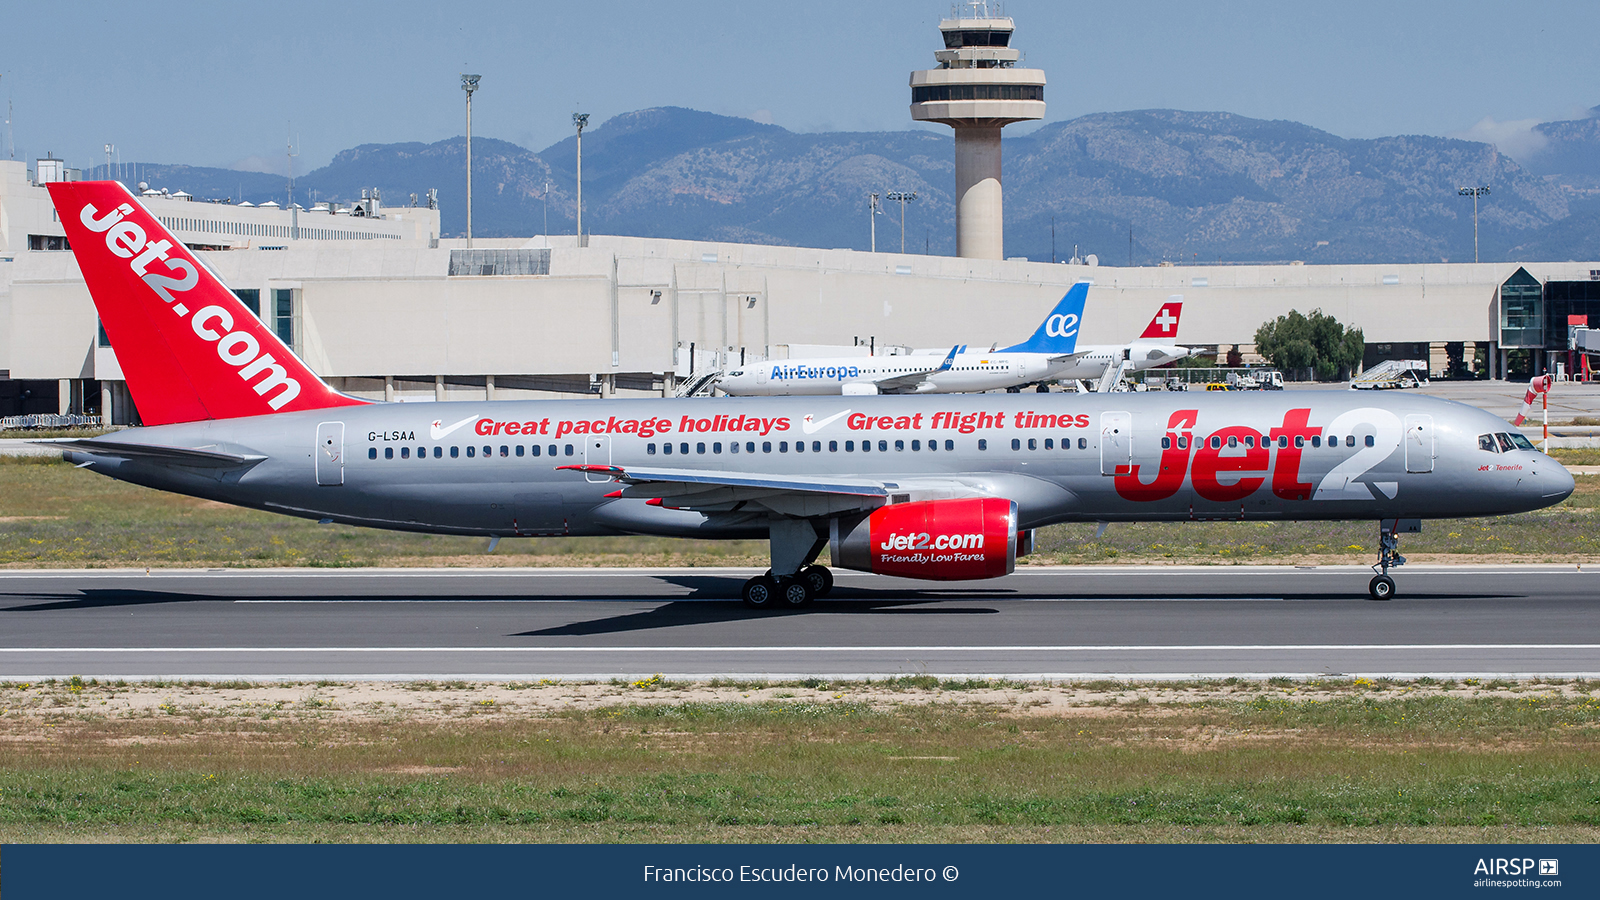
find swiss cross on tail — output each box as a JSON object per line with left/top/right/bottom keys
{"left": 1139, "top": 298, "right": 1183, "bottom": 339}
{"left": 47, "top": 181, "right": 368, "bottom": 426}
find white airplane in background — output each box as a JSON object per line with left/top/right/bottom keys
{"left": 716, "top": 287, "right": 1195, "bottom": 396}
{"left": 717, "top": 284, "right": 1090, "bottom": 396}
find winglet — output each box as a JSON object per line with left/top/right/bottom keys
{"left": 998, "top": 282, "right": 1089, "bottom": 354}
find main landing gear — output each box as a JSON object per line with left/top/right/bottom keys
{"left": 742, "top": 517, "right": 835, "bottom": 609}
{"left": 1368, "top": 519, "right": 1417, "bottom": 601}
{"left": 741, "top": 565, "right": 834, "bottom": 610}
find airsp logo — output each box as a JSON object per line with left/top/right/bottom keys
{"left": 1045, "top": 313, "right": 1078, "bottom": 338}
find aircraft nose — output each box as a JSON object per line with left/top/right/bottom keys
{"left": 1540, "top": 456, "right": 1576, "bottom": 502}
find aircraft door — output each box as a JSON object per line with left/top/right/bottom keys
{"left": 1100, "top": 411, "right": 1132, "bottom": 476}
{"left": 315, "top": 422, "right": 345, "bottom": 486}
{"left": 583, "top": 436, "right": 612, "bottom": 482}
{"left": 755, "top": 365, "right": 768, "bottom": 384}
{"left": 1404, "top": 414, "right": 1434, "bottom": 473}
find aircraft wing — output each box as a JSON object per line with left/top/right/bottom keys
{"left": 39, "top": 439, "right": 267, "bottom": 471}
{"left": 558, "top": 462, "right": 988, "bottom": 517}
{"left": 870, "top": 346, "right": 958, "bottom": 394}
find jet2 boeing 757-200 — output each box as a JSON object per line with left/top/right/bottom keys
{"left": 42, "top": 181, "right": 1573, "bottom": 605}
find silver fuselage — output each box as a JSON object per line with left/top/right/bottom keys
{"left": 67, "top": 391, "right": 1573, "bottom": 539}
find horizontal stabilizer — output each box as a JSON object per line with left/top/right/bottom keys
{"left": 42, "top": 438, "right": 266, "bottom": 470}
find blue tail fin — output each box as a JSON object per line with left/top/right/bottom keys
{"left": 999, "top": 282, "right": 1089, "bottom": 354}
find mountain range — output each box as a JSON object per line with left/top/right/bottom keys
{"left": 94, "top": 105, "right": 1600, "bottom": 265}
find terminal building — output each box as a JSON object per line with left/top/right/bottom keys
{"left": 2, "top": 8, "right": 1598, "bottom": 423}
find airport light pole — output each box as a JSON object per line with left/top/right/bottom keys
{"left": 1458, "top": 185, "right": 1490, "bottom": 263}
{"left": 885, "top": 190, "right": 917, "bottom": 254}
{"left": 461, "top": 74, "right": 481, "bottom": 249}
{"left": 573, "top": 113, "right": 589, "bottom": 243}
{"left": 868, "top": 192, "right": 882, "bottom": 253}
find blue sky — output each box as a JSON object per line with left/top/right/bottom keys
{"left": 2, "top": 0, "right": 1595, "bottom": 173}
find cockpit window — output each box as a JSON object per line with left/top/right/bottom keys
{"left": 727, "top": 370, "right": 743, "bottom": 377}
{"left": 1508, "top": 433, "right": 1536, "bottom": 451}
{"left": 1495, "top": 433, "right": 1517, "bottom": 453}
{"left": 1477, "top": 433, "right": 1499, "bottom": 453}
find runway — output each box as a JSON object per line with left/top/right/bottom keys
{"left": 1, "top": 565, "right": 1597, "bottom": 680}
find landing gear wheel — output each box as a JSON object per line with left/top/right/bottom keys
{"left": 800, "top": 565, "right": 833, "bottom": 597}
{"left": 742, "top": 576, "right": 777, "bottom": 609}
{"left": 1369, "top": 575, "right": 1396, "bottom": 601}
{"left": 777, "top": 576, "right": 813, "bottom": 608}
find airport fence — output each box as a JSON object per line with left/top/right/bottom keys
{"left": 0, "top": 413, "right": 104, "bottom": 431}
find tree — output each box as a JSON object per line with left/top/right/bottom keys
{"left": 1254, "top": 309, "right": 1364, "bottom": 381}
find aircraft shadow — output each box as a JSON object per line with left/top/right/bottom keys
{"left": 517, "top": 597, "right": 1001, "bottom": 637}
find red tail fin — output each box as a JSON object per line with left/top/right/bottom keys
{"left": 49, "top": 181, "right": 367, "bottom": 425}
{"left": 1139, "top": 298, "right": 1183, "bottom": 340}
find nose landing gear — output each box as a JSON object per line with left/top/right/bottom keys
{"left": 1369, "top": 518, "right": 1419, "bottom": 600}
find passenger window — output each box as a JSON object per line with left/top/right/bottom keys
{"left": 1345, "top": 436, "right": 1355, "bottom": 448}
{"left": 1311, "top": 436, "right": 1321, "bottom": 448}
{"left": 713, "top": 442, "right": 722, "bottom": 454}
{"left": 401, "top": 447, "right": 410, "bottom": 459}
{"left": 829, "top": 441, "right": 838, "bottom": 452}
{"left": 381, "top": 447, "right": 392, "bottom": 459}
{"left": 1496, "top": 433, "right": 1517, "bottom": 453}
{"left": 1177, "top": 436, "right": 1188, "bottom": 450}
{"left": 862, "top": 441, "right": 871, "bottom": 453}
{"left": 1012, "top": 438, "right": 1021, "bottom": 451}
{"left": 746, "top": 442, "right": 756, "bottom": 454}
{"left": 762, "top": 441, "right": 772, "bottom": 453}
{"left": 780, "top": 441, "right": 788, "bottom": 452}
{"left": 945, "top": 440, "right": 954, "bottom": 451}
{"left": 796, "top": 441, "right": 805, "bottom": 453}
{"left": 978, "top": 439, "right": 988, "bottom": 451}
{"left": 1293, "top": 436, "right": 1303, "bottom": 448}
{"left": 500, "top": 445, "right": 508, "bottom": 457}
{"left": 1077, "top": 437, "right": 1087, "bottom": 450}
{"left": 1228, "top": 436, "right": 1238, "bottom": 448}
{"left": 451, "top": 446, "right": 460, "bottom": 458}
{"left": 1278, "top": 436, "right": 1288, "bottom": 449}
{"left": 1161, "top": 437, "right": 1171, "bottom": 449}
{"left": 730, "top": 441, "right": 739, "bottom": 454}
{"left": 433, "top": 447, "right": 442, "bottom": 458}
{"left": 662, "top": 443, "right": 673, "bottom": 455}
{"left": 1478, "top": 434, "right": 1497, "bottom": 452}
{"left": 368, "top": 447, "right": 377, "bottom": 459}
{"left": 812, "top": 441, "right": 821, "bottom": 452}
{"left": 466, "top": 446, "right": 475, "bottom": 458}
{"left": 878, "top": 441, "right": 887, "bottom": 452}
{"left": 1327, "top": 436, "right": 1338, "bottom": 448}
{"left": 565, "top": 444, "right": 575, "bottom": 456}
{"left": 697, "top": 442, "right": 707, "bottom": 454}
{"left": 845, "top": 440, "right": 855, "bottom": 451}
{"left": 647, "top": 443, "right": 656, "bottom": 455}
{"left": 894, "top": 440, "right": 904, "bottom": 451}
{"left": 1364, "top": 435, "right": 1375, "bottom": 447}
{"left": 482, "top": 445, "right": 491, "bottom": 457}
{"left": 515, "top": 445, "right": 524, "bottom": 457}
{"left": 1210, "top": 436, "right": 1221, "bottom": 450}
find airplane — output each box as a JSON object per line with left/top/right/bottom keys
{"left": 715, "top": 284, "right": 1091, "bottom": 396}
{"left": 715, "top": 288, "right": 1194, "bottom": 396}
{"left": 42, "top": 181, "right": 1574, "bottom": 609}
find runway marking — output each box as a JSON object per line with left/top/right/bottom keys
{"left": 3, "top": 644, "right": 1599, "bottom": 653}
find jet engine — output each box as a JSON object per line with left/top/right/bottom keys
{"left": 830, "top": 498, "right": 1017, "bottom": 580}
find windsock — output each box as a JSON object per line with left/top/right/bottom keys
{"left": 1512, "top": 374, "right": 1553, "bottom": 426}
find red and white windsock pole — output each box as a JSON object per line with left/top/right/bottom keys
{"left": 1513, "top": 375, "right": 1552, "bottom": 426}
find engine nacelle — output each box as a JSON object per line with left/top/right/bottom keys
{"left": 831, "top": 497, "right": 1017, "bottom": 581}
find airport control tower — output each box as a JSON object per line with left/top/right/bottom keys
{"left": 910, "top": 4, "right": 1045, "bottom": 259}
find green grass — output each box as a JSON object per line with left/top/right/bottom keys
{"left": 1, "top": 454, "right": 1595, "bottom": 568}
{"left": 1550, "top": 448, "right": 1600, "bottom": 466}
{"left": 1, "top": 684, "right": 1597, "bottom": 843}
